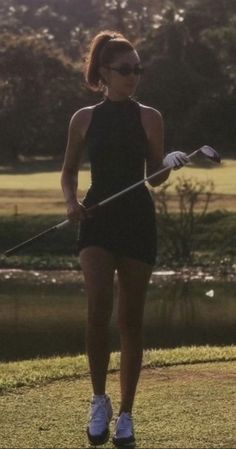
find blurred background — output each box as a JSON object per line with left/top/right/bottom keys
{"left": 0, "top": 0, "right": 236, "bottom": 361}
{"left": 0, "top": 0, "right": 235, "bottom": 167}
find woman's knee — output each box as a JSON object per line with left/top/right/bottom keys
{"left": 88, "top": 307, "right": 112, "bottom": 328}
{"left": 117, "top": 314, "right": 143, "bottom": 335}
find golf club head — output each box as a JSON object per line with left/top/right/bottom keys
{"left": 199, "top": 146, "right": 221, "bottom": 164}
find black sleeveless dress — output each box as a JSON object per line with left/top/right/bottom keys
{"left": 77, "top": 97, "right": 157, "bottom": 265}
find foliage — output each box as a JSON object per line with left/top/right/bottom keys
{"left": 0, "top": 214, "right": 79, "bottom": 256}
{"left": 139, "top": 0, "right": 236, "bottom": 151}
{"left": 0, "top": 0, "right": 235, "bottom": 162}
{"left": 154, "top": 176, "right": 215, "bottom": 263}
{"left": 195, "top": 210, "right": 236, "bottom": 256}
{"left": 0, "top": 31, "right": 92, "bottom": 163}
{"left": 1, "top": 208, "right": 236, "bottom": 269}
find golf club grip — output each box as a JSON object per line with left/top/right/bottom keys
{"left": 86, "top": 204, "right": 99, "bottom": 214}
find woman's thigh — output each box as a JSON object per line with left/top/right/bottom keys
{"left": 80, "top": 246, "right": 117, "bottom": 324}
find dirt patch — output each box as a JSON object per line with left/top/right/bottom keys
{"left": 140, "top": 362, "right": 236, "bottom": 383}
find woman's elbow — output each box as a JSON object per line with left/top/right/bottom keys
{"left": 147, "top": 170, "right": 170, "bottom": 187}
{"left": 60, "top": 166, "right": 67, "bottom": 186}
{"left": 61, "top": 166, "right": 74, "bottom": 187}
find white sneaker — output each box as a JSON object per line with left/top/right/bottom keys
{"left": 112, "top": 412, "right": 135, "bottom": 447}
{"left": 87, "top": 394, "right": 113, "bottom": 445}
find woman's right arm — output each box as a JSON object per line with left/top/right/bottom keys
{"left": 61, "top": 110, "right": 88, "bottom": 222}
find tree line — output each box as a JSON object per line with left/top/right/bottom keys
{"left": 0, "top": 0, "right": 235, "bottom": 164}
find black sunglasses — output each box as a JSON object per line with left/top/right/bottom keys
{"left": 107, "top": 64, "right": 144, "bottom": 76}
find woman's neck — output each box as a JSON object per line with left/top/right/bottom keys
{"left": 105, "top": 90, "right": 130, "bottom": 102}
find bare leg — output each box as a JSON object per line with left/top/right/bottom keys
{"left": 80, "top": 246, "right": 116, "bottom": 395}
{"left": 116, "top": 257, "right": 153, "bottom": 414}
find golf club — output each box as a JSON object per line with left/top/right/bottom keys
{"left": 3, "top": 145, "right": 220, "bottom": 257}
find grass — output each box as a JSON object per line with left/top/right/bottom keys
{"left": 0, "top": 346, "right": 236, "bottom": 448}
{"left": 0, "top": 160, "right": 236, "bottom": 215}
{"left": 0, "top": 170, "right": 91, "bottom": 191}
{"left": 1, "top": 345, "right": 236, "bottom": 394}
{"left": 1, "top": 160, "right": 236, "bottom": 194}
{"left": 172, "top": 159, "right": 236, "bottom": 194}
{"left": 0, "top": 168, "right": 90, "bottom": 215}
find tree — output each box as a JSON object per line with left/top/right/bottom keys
{"left": 1, "top": 0, "right": 235, "bottom": 160}
{"left": 0, "top": 0, "right": 101, "bottom": 60}
{"left": 138, "top": 0, "right": 236, "bottom": 154}
{"left": 0, "top": 32, "right": 91, "bottom": 163}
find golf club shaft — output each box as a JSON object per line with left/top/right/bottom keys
{"left": 96, "top": 149, "right": 200, "bottom": 207}
{"left": 59, "top": 147, "right": 200, "bottom": 216}
{"left": 2, "top": 145, "right": 214, "bottom": 256}
{"left": 3, "top": 162, "right": 172, "bottom": 256}
{"left": 3, "top": 220, "right": 69, "bottom": 256}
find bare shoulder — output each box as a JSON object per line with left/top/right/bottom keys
{"left": 139, "top": 103, "right": 163, "bottom": 124}
{"left": 138, "top": 103, "right": 163, "bottom": 138}
{"left": 69, "top": 105, "right": 96, "bottom": 139}
{"left": 71, "top": 105, "right": 95, "bottom": 123}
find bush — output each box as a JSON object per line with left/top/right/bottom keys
{"left": 1, "top": 207, "right": 236, "bottom": 268}
{"left": 0, "top": 215, "right": 79, "bottom": 257}
{"left": 153, "top": 176, "right": 215, "bottom": 264}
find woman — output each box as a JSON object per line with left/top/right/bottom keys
{"left": 61, "top": 30, "right": 188, "bottom": 447}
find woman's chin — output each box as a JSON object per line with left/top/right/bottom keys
{"left": 123, "top": 85, "right": 137, "bottom": 96}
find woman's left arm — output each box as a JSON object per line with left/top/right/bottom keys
{"left": 140, "top": 106, "right": 170, "bottom": 187}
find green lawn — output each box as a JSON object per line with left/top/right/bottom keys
{"left": 0, "top": 170, "right": 91, "bottom": 191}
{"left": 168, "top": 159, "right": 236, "bottom": 195}
{"left": 0, "top": 160, "right": 236, "bottom": 214}
{"left": 0, "top": 160, "right": 236, "bottom": 194}
{"left": 0, "top": 346, "right": 236, "bottom": 448}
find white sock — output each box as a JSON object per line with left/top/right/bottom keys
{"left": 93, "top": 393, "right": 107, "bottom": 400}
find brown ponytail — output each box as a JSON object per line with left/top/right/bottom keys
{"left": 84, "top": 30, "right": 134, "bottom": 91}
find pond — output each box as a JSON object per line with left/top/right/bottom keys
{"left": 0, "top": 268, "right": 235, "bottom": 362}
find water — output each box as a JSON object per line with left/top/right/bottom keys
{"left": 0, "top": 269, "right": 235, "bottom": 362}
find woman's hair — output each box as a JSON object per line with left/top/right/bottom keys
{"left": 84, "top": 30, "right": 135, "bottom": 91}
